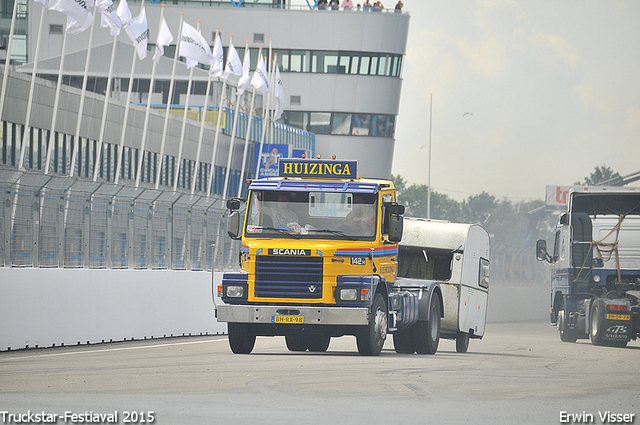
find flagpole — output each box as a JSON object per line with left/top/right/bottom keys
{"left": 206, "top": 58, "right": 228, "bottom": 197}
{"left": 92, "top": 29, "right": 121, "bottom": 181}
{"left": 236, "top": 40, "right": 254, "bottom": 198}
{"left": 154, "top": 13, "right": 184, "bottom": 190}
{"left": 136, "top": 4, "right": 165, "bottom": 186}
{"left": 18, "top": 4, "right": 47, "bottom": 171}
{"left": 221, "top": 36, "right": 243, "bottom": 200}
{"left": 190, "top": 27, "right": 220, "bottom": 195}
{"left": 0, "top": 0, "right": 20, "bottom": 127}
{"left": 237, "top": 88, "right": 255, "bottom": 198}
{"left": 190, "top": 73, "right": 212, "bottom": 195}
{"left": 254, "top": 41, "right": 273, "bottom": 179}
{"left": 44, "top": 17, "right": 71, "bottom": 175}
{"left": 115, "top": 0, "right": 145, "bottom": 184}
{"left": 173, "top": 20, "right": 201, "bottom": 191}
{"left": 69, "top": 0, "right": 100, "bottom": 178}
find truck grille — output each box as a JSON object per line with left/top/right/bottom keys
{"left": 255, "top": 255, "right": 323, "bottom": 299}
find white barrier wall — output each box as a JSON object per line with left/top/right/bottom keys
{"left": 0, "top": 269, "right": 226, "bottom": 351}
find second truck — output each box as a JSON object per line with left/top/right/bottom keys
{"left": 537, "top": 187, "right": 640, "bottom": 347}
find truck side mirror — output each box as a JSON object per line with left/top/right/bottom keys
{"left": 388, "top": 204, "right": 405, "bottom": 215}
{"left": 536, "top": 239, "right": 548, "bottom": 262}
{"left": 386, "top": 202, "right": 404, "bottom": 243}
{"left": 227, "top": 198, "right": 242, "bottom": 211}
{"left": 388, "top": 215, "right": 403, "bottom": 242}
{"left": 227, "top": 211, "right": 242, "bottom": 240}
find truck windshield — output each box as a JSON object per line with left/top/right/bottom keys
{"left": 245, "top": 190, "right": 378, "bottom": 240}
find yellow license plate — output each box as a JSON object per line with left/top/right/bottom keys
{"left": 272, "top": 315, "right": 304, "bottom": 324}
{"left": 606, "top": 314, "right": 630, "bottom": 321}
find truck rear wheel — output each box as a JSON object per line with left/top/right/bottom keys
{"left": 455, "top": 332, "right": 470, "bottom": 353}
{"left": 356, "top": 293, "right": 388, "bottom": 356}
{"left": 228, "top": 323, "right": 256, "bottom": 354}
{"left": 393, "top": 328, "right": 414, "bottom": 354}
{"left": 413, "top": 293, "right": 441, "bottom": 355}
{"left": 589, "top": 298, "right": 606, "bottom": 346}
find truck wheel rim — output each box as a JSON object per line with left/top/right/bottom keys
{"left": 375, "top": 308, "right": 388, "bottom": 344}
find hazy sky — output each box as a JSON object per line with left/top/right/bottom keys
{"left": 391, "top": 0, "right": 640, "bottom": 201}
{"left": 289, "top": 1, "right": 640, "bottom": 201}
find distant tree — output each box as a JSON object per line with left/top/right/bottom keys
{"left": 390, "top": 174, "right": 406, "bottom": 195}
{"left": 460, "top": 192, "right": 496, "bottom": 225}
{"left": 575, "top": 165, "right": 621, "bottom": 186}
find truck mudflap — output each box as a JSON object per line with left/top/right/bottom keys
{"left": 217, "top": 304, "right": 369, "bottom": 325}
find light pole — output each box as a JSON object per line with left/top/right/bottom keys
{"left": 427, "top": 93, "right": 432, "bottom": 219}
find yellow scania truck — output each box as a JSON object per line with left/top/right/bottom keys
{"left": 216, "top": 158, "right": 443, "bottom": 356}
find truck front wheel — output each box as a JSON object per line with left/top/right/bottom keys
{"left": 356, "top": 293, "right": 388, "bottom": 356}
{"left": 228, "top": 323, "right": 256, "bottom": 354}
{"left": 305, "top": 335, "right": 331, "bottom": 352}
{"left": 558, "top": 304, "right": 578, "bottom": 343}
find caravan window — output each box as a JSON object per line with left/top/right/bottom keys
{"left": 397, "top": 247, "right": 453, "bottom": 281}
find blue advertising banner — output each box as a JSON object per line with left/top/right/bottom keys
{"left": 255, "top": 144, "right": 290, "bottom": 179}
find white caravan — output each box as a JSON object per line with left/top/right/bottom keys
{"left": 397, "top": 218, "right": 490, "bottom": 352}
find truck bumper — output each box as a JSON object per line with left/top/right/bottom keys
{"left": 216, "top": 304, "right": 369, "bottom": 326}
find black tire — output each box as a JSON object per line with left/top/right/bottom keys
{"left": 228, "top": 323, "right": 256, "bottom": 354}
{"left": 305, "top": 335, "right": 331, "bottom": 352}
{"left": 285, "top": 334, "right": 308, "bottom": 352}
{"left": 558, "top": 305, "right": 578, "bottom": 343}
{"left": 393, "top": 328, "right": 414, "bottom": 354}
{"left": 356, "top": 293, "right": 388, "bottom": 356}
{"left": 413, "top": 293, "right": 441, "bottom": 355}
{"left": 590, "top": 298, "right": 606, "bottom": 346}
{"left": 455, "top": 332, "right": 470, "bottom": 353}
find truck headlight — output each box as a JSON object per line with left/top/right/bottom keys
{"left": 226, "top": 285, "right": 244, "bottom": 298}
{"left": 593, "top": 274, "right": 601, "bottom": 283}
{"left": 340, "top": 288, "right": 359, "bottom": 301}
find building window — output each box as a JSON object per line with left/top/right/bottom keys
{"left": 49, "top": 24, "right": 63, "bottom": 35}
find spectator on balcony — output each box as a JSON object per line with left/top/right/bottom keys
{"left": 342, "top": 0, "right": 353, "bottom": 10}
{"left": 394, "top": 1, "right": 403, "bottom": 12}
{"left": 318, "top": 0, "right": 328, "bottom": 10}
{"left": 363, "top": 0, "right": 371, "bottom": 11}
{"left": 372, "top": 1, "right": 383, "bottom": 11}
{"left": 330, "top": 0, "right": 339, "bottom": 10}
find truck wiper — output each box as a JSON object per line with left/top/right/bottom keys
{"left": 252, "top": 226, "right": 301, "bottom": 238}
{"left": 308, "top": 229, "right": 358, "bottom": 240}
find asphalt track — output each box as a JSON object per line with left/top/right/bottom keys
{"left": 1, "top": 322, "right": 639, "bottom": 425}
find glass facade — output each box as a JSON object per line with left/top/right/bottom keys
{"left": 283, "top": 111, "right": 395, "bottom": 138}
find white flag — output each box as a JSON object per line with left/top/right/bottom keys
{"left": 274, "top": 64, "right": 284, "bottom": 121}
{"left": 180, "top": 22, "right": 213, "bottom": 68}
{"left": 237, "top": 45, "right": 251, "bottom": 96}
{"left": 209, "top": 32, "right": 223, "bottom": 78}
{"left": 97, "top": 0, "right": 121, "bottom": 36}
{"left": 250, "top": 55, "right": 270, "bottom": 93}
{"left": 66, "top": 11, "right": 94, "bottom": 35}
{"left": 222, "top": 41, "right": 242, "bottom": 80}
{"left": 32, "top": 0, "right": 54, "bottom": 8}
{"left": 116, "top": 0, "right": 131, "bottom": 26}
{"left": 153, "top": 17, "right": 173, "bottom": 63}
{"left": 124, "top": 8, "right": 148, "bottom": 60}
{"left": 51, "top": 0, "right": 93, "bottom": 26}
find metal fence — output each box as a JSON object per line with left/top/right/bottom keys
{"left": 1, "top": 172, "right": 235, "bottom": 271}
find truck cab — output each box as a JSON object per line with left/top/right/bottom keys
{"left": 216, "top": 159, "right": 443, "bottom": 356}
